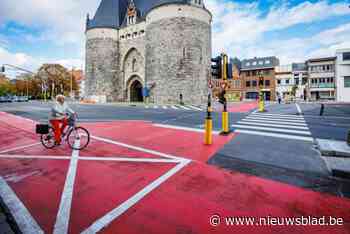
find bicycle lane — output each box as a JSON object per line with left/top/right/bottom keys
{"left": 0, "top": 112, "right": 349, "bottom": 233}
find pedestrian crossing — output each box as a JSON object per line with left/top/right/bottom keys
{"left": 145, "top": 104, "right": 204, "bottom": 112}
{"left": 233, "top": 113, "right": 313, "bottom": 142}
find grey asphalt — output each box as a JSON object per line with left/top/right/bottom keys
{"left": 1, "top": 101, "right": 350, "bottom": 198}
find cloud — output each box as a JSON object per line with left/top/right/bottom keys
{"left": 0, "top": 0, "right": 100, "bottom": 46}
{"left": 0, "top": 46, "right": 83, "bottom": 78}
{"left": 206, "top": 0, "right": 350, "bottom": 62}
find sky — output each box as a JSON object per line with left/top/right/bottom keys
{"left": 0, "top": 0, "right": 349, "bottom": 77}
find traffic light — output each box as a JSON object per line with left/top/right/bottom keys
{"left": 259, "top": 76, "right": 264, "bottom": 88}
{"left": 211, "top": 56, "right": 222, "bottom": 79}
{"left": 227, "top": 63, "right": 233, "bottom": 79}
{"left": 1, "top": 66, "right": 4, "bottom": 73}
{"left": 218, "top": 90, "right": 226, "bottom": 105}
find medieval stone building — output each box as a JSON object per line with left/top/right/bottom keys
{"left": 85, "top": 0, "right": 212, "bottom": 105}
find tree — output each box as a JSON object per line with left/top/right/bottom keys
{"left": 37, "top": 64, "right": 79, "bottom": 99}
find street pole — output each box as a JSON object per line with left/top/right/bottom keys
{"left": 220, "top": 53, "right": 231, "bottom": 135}
{"left": 71, "top": 67, "right": 74, "bottom": 99}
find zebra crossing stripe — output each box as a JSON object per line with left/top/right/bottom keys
{"left": 171, "top": 105, "right": 179, "bottom": 110}
{"left": 251, "top": 114, "right": 304, "bottom": 120}
{"left": 162, "top": 106, "right": 168, "bottom": 109}
{"left": 245, "top": 116, "right": 306, "bottom": 123}
{"left": 241, "top": 119, "right": 307, "bottom": 127}
{"left": 237, "top": 121, "right": 309, "bottom": 129}
{"left": 153, "top": 105, "right": 158, "bottom": 109}
{"left": 187, "top": 105, "right": 203, "bottom": 111}
{"left": 178, "top": 105, "right": 191, "bottom": 110}
{"left": 233, "top": 124, "right": 311, "bottom": 135}
{"left": 235, "top": 129, "right": 313, "bottom": 142}
{"left": 251, "top": 113, "right": 304, "bottom": 118}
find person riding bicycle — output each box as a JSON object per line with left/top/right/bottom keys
{"left": 50, "top": 95, "right": 76, "bottom": 145}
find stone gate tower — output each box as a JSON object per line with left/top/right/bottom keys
{"left": 85, "top": 0, "right": 212, "bottom": 105}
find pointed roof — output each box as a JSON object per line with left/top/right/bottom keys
{"left": 87, "top": 0, "right": 196, "bottom": 30}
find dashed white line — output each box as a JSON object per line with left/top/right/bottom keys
{"left": 296, "top": 103, "right": 302, "bottom": 115}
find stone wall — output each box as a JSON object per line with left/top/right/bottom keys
{"left": 145, "top": 16, "right": 211, "bottom": 105}
{"left": 85, "top": 36, "right": 120, "bottom": 102}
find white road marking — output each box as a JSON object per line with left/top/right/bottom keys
{"left": 90, "top": 135, "right": 185, "bottom": 161}
{"left": 233, "top": 124, "right": 311, "bottom": 135}
{"left": 53, "top": 140, "right": 80, "bottom": 234}
{"left": 81, "top": 159, "right": 191, "bottom": 234}
{"left": 237, "top": 121, "right": 309, "bottom": 129}
{"left": 4, "top": 171, "right": 41, "bottom": 183}
{"left": 188, "top": 105, "right": 203, "bottom": 111}
{"left": 235, "top": 129, "right": 313, "bottom": 142}
{"left": 153, "top": 105, "right": 158, "bottom": 109}
{"left": 251, "top": 114, "right": 304, "bottom": 120}
{"left": 79, "top": 157, "right": 180, "bottom": 163}
{"left": 243, "top": 118, "right": 307, "bottom": 126}
{"left": 0, "top": 155, "right": 71, "bottom": 160}
{"left": 162, "top": 106, "right": 168, "bottom": 109}
{"left": 179, "top": 105, "right": 191, "bottom": 110}
{"left": 246, "top": 116, "right": 306, "bottom": 123}
{"left": 0, "top": 176, "right": 44, "bottom": 234}
{"left": 251, "top": 113, "right": 303, "bottom": 118}
{"left": 153, "top": 124, "right": 221, "bottom": 135}
{"left": 171, "top": 105, "right": 179, "bottom": 110}
{"left": 0, "top": 142, "right": 41, "bottom": 154}
{"left": 296, "top": 103, "right": 302, "bottom": 115}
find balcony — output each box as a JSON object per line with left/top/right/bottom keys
{"left": 310, "top": 83, "right": 335, "bottom": 89}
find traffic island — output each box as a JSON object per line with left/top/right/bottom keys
{"left": 316, "top": 139, "right": 350, "bottom": 179}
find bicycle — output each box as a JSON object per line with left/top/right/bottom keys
{"left": 37, "top": 114, "right": 90, "bottom": 150}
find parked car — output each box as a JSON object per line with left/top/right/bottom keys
{"left": 0, "top": 96, "right": 6, "bottom": 103}
{"left": 11, "top": 96, "right": 19, "bottom": 102}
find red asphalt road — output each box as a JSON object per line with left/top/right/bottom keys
{"left": 0, "top": 111, "right": 349, "bottom": 234}
{"left": 214, "top": 101, "right": 258, "bottom": 113}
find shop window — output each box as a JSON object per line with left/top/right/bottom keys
{"left": 246, "top": 81, "right": 251, "bottom": 87}
{"left": 344, "top": 77, "right": 350, "bottom": 87}
{"left": 265, "top": 80, "right": 270, "bottom": 86}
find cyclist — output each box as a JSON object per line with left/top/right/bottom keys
{"left": 50, "top": 95, "right": 76, "bottom": 145}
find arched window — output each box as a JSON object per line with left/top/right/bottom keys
{"left": 132, "top": 58, "right": 137, "bottom": 72}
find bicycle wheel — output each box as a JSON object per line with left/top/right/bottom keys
{"left": 67, "top": 127, "right": 90, "bottom": 150}
{"left": 41, "top": 127, "right": 56, "bottom": 149}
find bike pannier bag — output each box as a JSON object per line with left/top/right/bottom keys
{"left": 36, "top": 124, "right": 49, "bottom": 134}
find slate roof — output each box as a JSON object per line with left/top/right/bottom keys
{"left": 86, "top": 0, "right": 193, "bottom": 30}
{"left": 240, "top": 56, "right": 280, "bottom": 71}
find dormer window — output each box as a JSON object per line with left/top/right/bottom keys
{"left": 192, "top": 0, "right": 203, "bottom": 6}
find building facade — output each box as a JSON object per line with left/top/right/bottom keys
{"left": 292, "top": 63, "right": 308, "bottom": 100}
{"left": 240, "top": 56, "right": 279, "bottom": 101}
{"left": 335, "top": 49, "right": 350, "bottom": 102}
{"left": 275, "top": 64, "right": 293, "bottom": 100}
{"left": 306, "top": 57, "right": 336, "bottom": 101}
{"left": 85, "top": 0, "right": 212, "bottom": 105}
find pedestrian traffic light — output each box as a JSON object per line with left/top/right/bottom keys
{"left": 1, "top": 66, "right": 4, "bottom": 73}
{"left": 211, "top": 56, "right": 222, "bottom": 79}
{"left": 222, "top": 53, "right": 228, "bottom": 80}
{"left": 218, "top": 90, "right": 226, "bottom": 105}
{"left": 259, "top": 76, "right": 264, "bottom": 87}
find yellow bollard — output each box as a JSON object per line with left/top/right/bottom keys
{"left": 259, "top": 100, "right": 265, "bottom": 112}
{"left": 204, "top": 118, "right": 213, "bottom": 145}
{"left": 222, "top": 111, "right": 229, "bottom": 133}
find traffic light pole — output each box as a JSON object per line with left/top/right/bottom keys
{"left": 220, "top": 53, "right": 231, "bottom": 135}
{"left": 204, "top": 93, "right": 213, "bottom": 145}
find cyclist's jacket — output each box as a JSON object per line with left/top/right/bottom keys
{"left": 50, "top": 101, "right": 75, "bottom": 120}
